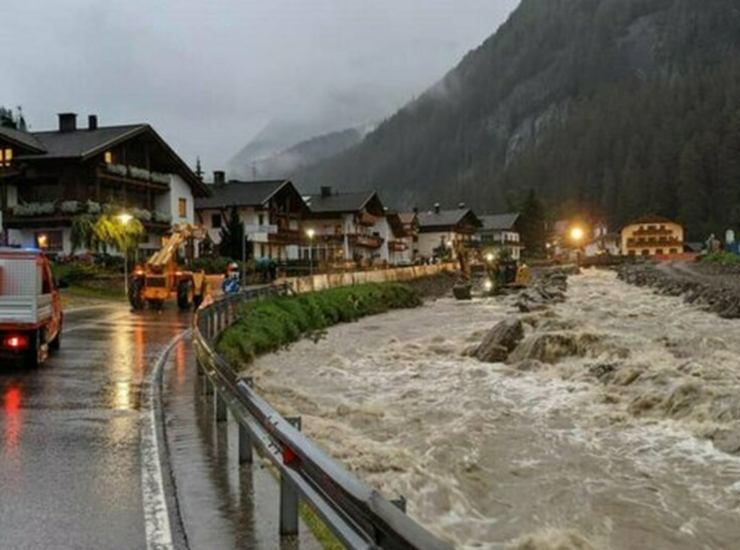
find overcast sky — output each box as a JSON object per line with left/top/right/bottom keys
{"left": 3, "top": 0, "right": 519, "bottom": 175}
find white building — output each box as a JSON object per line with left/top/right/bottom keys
{"left": 417, "top": 204, "right": 482, "bottom": 260}
{"left": 195, "top": 176, "right": 307, "bottom": 261}
{"left": 302, "top": 187, "right": 391, "bottom": 267}
{"left": 478, "top": 213, "right": 524, "bottom": 260}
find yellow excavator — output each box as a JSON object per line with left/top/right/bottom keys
{"left": 129, "top": 224, "right": 208, "bottom": 311}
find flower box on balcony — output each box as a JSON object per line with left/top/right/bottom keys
{"left": 150, "top": 172, "right": 170, "bottom": 185}
{"left": 106, "top": 163, "right": 128, "bottom": 177}
{"left": 129, "top": 166, "right": 151, "bottom": 181}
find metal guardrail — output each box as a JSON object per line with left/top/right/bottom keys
{"left": 193, "top": 284, "right": 452, "bottom": 550}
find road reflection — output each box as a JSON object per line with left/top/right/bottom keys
{"left": 3, "top": 385, "right": 22, "bottom": 450}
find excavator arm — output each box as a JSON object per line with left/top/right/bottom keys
{"left": 146, "top": 224, "right": 205, "bottom": 267}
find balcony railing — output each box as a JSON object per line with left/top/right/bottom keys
{"left": 244, "top": 224, "right": 278, "bottom": 234}
{"left": 348, "top": 233, "right": 384, "bottom": 249}
{"left": 389, "top": 240, "right": 408, "bottom": 252}
{"left": 627, "top": 237, "right": 682, "bottom": 247}
{"left": 98, "top": 164, "right": 170, "bottom": 189}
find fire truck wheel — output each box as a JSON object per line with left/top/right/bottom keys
{"left": 177, "top": 280, "right": 193, "bottom": 310}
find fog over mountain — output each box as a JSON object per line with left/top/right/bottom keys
{"left": 3, "top": 0, "right": 519, "bottom": 176}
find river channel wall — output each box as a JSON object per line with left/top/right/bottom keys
{"left": 280, "top": 263, "right": 457, "bottom": 295}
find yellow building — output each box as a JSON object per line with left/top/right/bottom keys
{"left": 621, "top": 216, "right": 685, "bottom": 257}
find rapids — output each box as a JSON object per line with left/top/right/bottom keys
{"left": 249, "top": 269, "right": 740, "bottom": 549}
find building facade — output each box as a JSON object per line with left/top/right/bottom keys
{"left": 387, "top": 212, "right": 419, "bottom": 265}
{"left": 195, "top": 176, "right": 307, "bottom": 261}
{"left": 621, "top": 216, "right": 685, "bottom": 257}
{"left": 0, "top": 113, "right": 208, "bottom": 255}
{"left": 417, "top": 205, "right": 482, "bottom": 260}
{"left": 302, "top": 187, "right": 390, "bottom": 268}
{"left": 478, "top": 213, "right": 523, "bottom": 260}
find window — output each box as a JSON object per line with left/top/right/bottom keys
{"left": 104, "top": 151, "right": 113, "bottom": 164}
{"left": 656, "top": 249, "right": 664, "bottom": 255}
{"left": 258, "top": 213, "right": 265, "bottom": 226}
{"left": 211, "top": 213, "right": 222, "bottom": 228}
{"left": 670, "top": 248, "right": 678, "bottom": 254}
{"left": 641, "top": 249, "right": 650, "bottom": 256}
{"left": 0, "top": 148, "right": 13, "bottom": 167}
{"left": 178, "top": 198, "right": 187, "bottom": 218}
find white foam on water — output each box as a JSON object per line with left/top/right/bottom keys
{"left": 249, "top": 271, "right": 740, "bottom": 548}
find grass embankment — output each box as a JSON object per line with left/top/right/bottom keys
{"left": 702, "top": 251, "right": 740, "bottom": 265}
{"left": 216, "top": 282, "right": 422, "bottom": 367}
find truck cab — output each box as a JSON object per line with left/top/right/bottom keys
{"left": 0, "top": 248, "right": 63, "bottom": 367}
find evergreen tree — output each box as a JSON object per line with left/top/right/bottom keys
{"left": 519, "top": 189, "right": 546, "bottom": 255}
{"left": 218, "top": 207, "right": 248, "bottom": 260}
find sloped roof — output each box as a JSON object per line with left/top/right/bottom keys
{"left": 398, "top": 212, "right": 418, "bottom": 225}
{"left": 18, "top": 124, "right": 146, "bottom": 160}
{"left": 0, "top": 126, "right": 46, "bottom": 153}
{"left": 418, "top": 208, "right": 481, "bottom": 230}
{"left": 305, "top": 190, "right": 378, "bottom": 214}
{"left": 195, "top": 180, "right": 292, "bottom": 209}
{"left": 479, "top": 213, "right": 520, "bottom": 231}
{"left": 7, "top": 122, "right": 208, "bottom": 196}
{"left": 628, "top": 215, "right": 677, "bottom": 226}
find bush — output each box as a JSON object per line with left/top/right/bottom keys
{"left": 702, "top": 251, "right": 740, "bottom": 265}
{"left": 216, "top": 283, "right": 421, "bottom": 367}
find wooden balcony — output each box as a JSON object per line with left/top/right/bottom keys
{"left": 627, "top": 237, "right": 682, "bottom": 247}
{"left": 348, "top": 233, "right": 384, "bottom": 249}
{"left": 389, "top": 240, "right": 408, "bottom": 252}
{"left": 97, "top": 166, "right": 170, "bottom": 192}
{"left": 268, "top": 228, "right": 303, "bottom": 245}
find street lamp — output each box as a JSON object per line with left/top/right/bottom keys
{"left": 569, "top": 225, "right": 585, "bottom": 267}
{"left": 570, "top": 226, "right": 585, "bottom": 243}
{"left": 306, "top": 228, "right": 316, "bottom": 276}
{"left": 117, "top": 213, "right": 132, "bottom": 298}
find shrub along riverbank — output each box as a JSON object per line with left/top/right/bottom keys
{"left": 216, "top": 282, "right": 422, "bottom": 367}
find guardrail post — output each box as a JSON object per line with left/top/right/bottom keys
{"left": 392, "top": 496, "right": 407, "bottom": 513}
{"left": 279, "top": 476, "right": 299, "bottom": 536}
{"left": 215, "top": 390, "right": 227, "bottom": 421}
{"left": 238, "top": 423, "right": 253, "bottom": 464}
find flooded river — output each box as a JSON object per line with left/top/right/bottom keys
{"left": 249, "top": 270, "right": 740, "bottom": 549}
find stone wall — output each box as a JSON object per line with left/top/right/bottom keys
{"left": 283, "top": 263, "right": 457, "bottom": 295}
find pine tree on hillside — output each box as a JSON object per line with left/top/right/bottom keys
{"left": 519, "top": 189, "right": 546, "bottom": 255}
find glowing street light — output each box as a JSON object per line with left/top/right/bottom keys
{"left": 117, "top": 213, "right": 133, "bottom": 225}
{"left": 485, "top": 252, "right": 495, "bottom": 263}
{"left": 306, "top": 228, "right": 316, "bottom": 276}
{"left": 570, "top": 226, "right": 585, "bottom": 243}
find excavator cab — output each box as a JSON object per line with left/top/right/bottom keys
{"left": 129, "top": 224, "right": 207, "bottom": 311}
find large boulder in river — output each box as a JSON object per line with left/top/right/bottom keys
{"left": 474, "top": 319, "right": 525, "bottom": 363}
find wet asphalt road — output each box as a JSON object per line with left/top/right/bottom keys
{"left": 161, "top": 340, "right": 320, "bottom": 550}
{"left": 0, "top": 303, "right": 190, "bottom": 550}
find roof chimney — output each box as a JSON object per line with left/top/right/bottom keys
{"left": 320, "top": 186, "right": 332, "bottom": 198}
{"left": 213, "top": 171, "right": 226, "bottom": 185}
{"left": 413, "top": 206, "right": 419, "bottom": 215}
{"left": 88, "top": 115, "right": 98, "bottom": 130}
{"left": 58, "top": 113, "right": 77, "bottom": 132}
{"left": 434, "top": 203, "right": 441, "bottom": 214}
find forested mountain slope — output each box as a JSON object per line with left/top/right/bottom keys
{"left": 296, "top": 0, "right": 740, "bottom": 237}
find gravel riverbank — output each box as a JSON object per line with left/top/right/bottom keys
{"left": 617, "top": 261, "right": 740, "bottom": 318}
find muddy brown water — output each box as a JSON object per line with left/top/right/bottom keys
{"left": 248, "top": 270, "right": 740, "bottom": 549}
